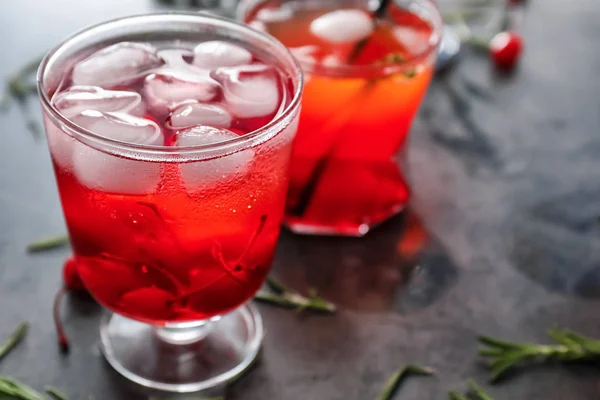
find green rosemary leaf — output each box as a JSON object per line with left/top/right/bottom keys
{"left": 45, "top": 386, "right": 68, "bottom": 400}
{"left": 448, "top": 391, "right": 470, "bottom": 400}
{"left": 265, "top": 276, "right": 286, "bottom": 294}
{"left": 0, "top": 377, "right": 44, "bottom": 400}
{"left": 0, "top": 323, "right": 28, "bottom": 362}
{"left": 468, "top": 380, "right": 494, "bottom": 400}
{"left": 26, "top": 235, "right": 69, "bottom": 253}
{"left": 478, "top": 335, "right": 521, "bottom": 350}
{"left": 378, "top": 365, "right": 434, "bottom": 400}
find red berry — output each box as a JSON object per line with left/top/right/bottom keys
{"left": 489, "top": 31, "right": 523, "bottom": 70}
{"left": 62, "top": 256, "right": 85, "bottom": 291}
{"left": 54, "top": 256, "right": 88, "bottom": 353}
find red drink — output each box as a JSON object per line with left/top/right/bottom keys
{"left": 42, "top": 32, "right": 298, "bottom": 325}
{"left": 241, "top": 0, "right": 442, "bottom": 235}
{"left": 38, "top": 14, "right": 302, "bottom": 391}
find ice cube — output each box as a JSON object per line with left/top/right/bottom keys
{"left": 157, "top": 48, "right": 194, "bottom": 67}
{"left": 256, "top": 6, "right": 293, "bottom": 23}
{"left": 167, "top": 102, "right": 232, "bottom": 130}
{"left": 156, "top": 48, "right": 209, "bottom": 76}
{"left": 71, "top": 110, "right": 162, "bottom": 145}
{"left": 322, "top": 54, "right": 343, "bottom": 67}
{"left": 310, "top": 10, "right": 373, "bottom": 44}
{"left": 176, "top": 126, "right": 253, "bottom": 191}
{"left": 393, "top": 27, "right": 431, "bottom": 55}
{"left": 193, "top": 41, "right": 253, "bottom": 70}
{"left": 44, "top": 114, "right": 77, "bottom": 170}
{"left": 53, "top": 85, "right": 145, "bottom": 117}
{"left": 248, "top": 20, "right": 267, "bottom": 32}
{"left": 290, "top": 46, "right": 319, "bottom": 65}
{"left": 71, "top": 111, "right": 163, "bottom": 194}
{"left": 143, "top": 71, "right": 220, "bottom": 115}
{"left": 71, "top": 42, "right": 162, "bottom": 88}
{"left": 212, "top": 64, "right": 280, "bottom": 119}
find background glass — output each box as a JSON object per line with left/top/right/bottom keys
{"left": 239, "top": 0, "right": 443, "bottom": 237}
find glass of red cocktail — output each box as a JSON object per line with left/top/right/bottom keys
{"left": 37, "top": 13, "right": 302, "bottom": 392}
{"left": 240, "top": 0, "right": 442, "bottom": 236}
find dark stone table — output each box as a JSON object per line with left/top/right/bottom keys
{"left": 1, "top": 0, "right": 600, "bottom": 399}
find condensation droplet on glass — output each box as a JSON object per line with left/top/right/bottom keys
{"left": 247, "top": 205, "right": 252, "bottom": 209}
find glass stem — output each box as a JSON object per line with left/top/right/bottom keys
{"left": 155, "top": 320, "right": 213, "bottom": 345}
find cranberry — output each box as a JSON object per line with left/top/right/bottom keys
{"left": 62, "top": 256, "right": 85, "bottom": 291}
{"left": 489, "top": 31, "right": 524, "bottom": 70}
{"left": 54, "top": 256, "right": 88, "bottom": 353}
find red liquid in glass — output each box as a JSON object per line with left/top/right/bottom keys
{"left": 246, "top": 2, "right": 436, "bottom": 235}
{"left": 46, "top": 42, "right": 295, "bottom": 325}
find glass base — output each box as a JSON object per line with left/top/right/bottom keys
{"left": 100, "top": 303, "right": 263, "bottom": 393}
{"left": 284, "top": 204, "right": 405, "bottom": 237}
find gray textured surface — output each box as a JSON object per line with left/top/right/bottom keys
{"left": 1, "top": 0, "right": 600, "bottom": 399}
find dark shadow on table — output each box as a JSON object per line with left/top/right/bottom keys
{"left": 272, "top": 210, "right": 459, "bottom": 313}
{"left": 505, "top": 186, "right": 600, "bottom": 299}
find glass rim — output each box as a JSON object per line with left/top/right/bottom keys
{"left": 236, "top": 0, "right": 443, "bottom": 78}
{"left": 37, "top": 11, "right": 303, "bottom": 158}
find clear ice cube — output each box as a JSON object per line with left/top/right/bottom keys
{"left": 256, "top": 6, "right": 293, "bottom": 23}
{"left": 143, "top": 71, "right": 221, "bottom": 115}
{"left": 290, "top": 46, "right": 319, "bottom": 65}
{"left": 212, "top": 64, "right": 280, "bottom": 119}
{"left": 248, "top": 21, "right": 267, "bottom": 32}
{"left": 44, "top": 114, "right": 77, "bottom": 170}
{"left": 71, "top": 110, "right": 162, "bottom": 145}
{"left": 193, "top": 41, "right": 253, "bottom": 70}
{"left": 167, "top": 102, "right": 232, "bottom": 130}
{"left": 176, "top": 126, "right": 253, "bottom": 191}
{"left": 156, "top": 48, "right": 207, "bottom": 76}
{"left": 157, "top": 48, "right": 194, "bottom": 67}
{"left": 393, "top": 26, "right": 431, "bottom": 55}
{"left": 53, "top": 85, "right": 144, "bottom": 117}
{"left": 70, "top": 111, "right": 163, "bottom": 194}
{"left": 71, "top": 42, "right": 162, "bottom": 88}
{"left": 310, "top": 10, "right": 374, "bottom": 44}
{"left": 321, "top": 54, "right": 343, "bottom": 67}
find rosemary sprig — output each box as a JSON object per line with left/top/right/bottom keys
{"left": 45, "top": 386, "right": 69, "bottom": 400}
{"left": 378, "top": 365, "right": 434, "bottom": 400}
{"left": 26, "top": 235, "right": 70, "bottom": 253}
{"left": 0, "top": 57, "right": 41, "bottom": 109}
{"left": 254, "top": 277, "right": 336, "bottom": 313}
{"left": 467, "top": 380, "right": 494, "bottom": 400}
{"left": 449, "top": 380, "right": 495, "bottom": 400}
{"left": 0, "top": 377, "right": 44, "bottom": 400}
{"left": 1, "top": 57, "right": 44, "bottom": 137}
{"left": 479, "top": 329, "right": 600, "bottom": 382}
{"left": 265, "top": 276, "right": 287, "bottom": 294}
{"left": 448, "top": 392, "right": 470, "bottom": 400}
{"left": 0, "top": 322, "right": 28, "bottom": 362}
